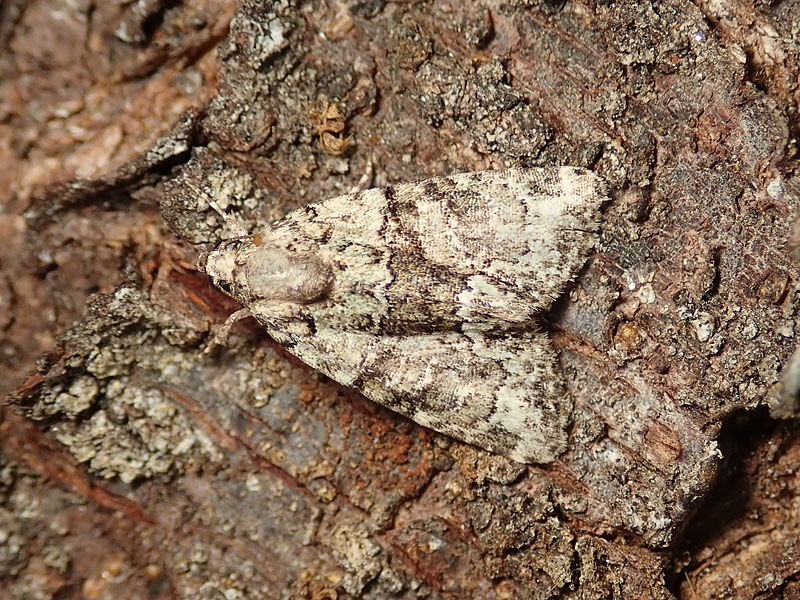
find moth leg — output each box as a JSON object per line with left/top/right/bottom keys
{"left": 203, "top": 307, "right": 253, "bottom": 354}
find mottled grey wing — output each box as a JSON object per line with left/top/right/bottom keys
{"left": 379, "top": 167, "right": 605, "bottom": 315}
{"left": 265, "top": 167, "right": 605, "bottom": 332}
{"left": 265, "top": 325, "right": 569, "bottom": 464}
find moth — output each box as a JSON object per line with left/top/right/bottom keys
{"left": 200, "top": 167, "right": 607, "bottom": 463}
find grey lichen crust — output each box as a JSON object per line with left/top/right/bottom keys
{"left": 203, "top": 167, "right": 607, "bottom": 463}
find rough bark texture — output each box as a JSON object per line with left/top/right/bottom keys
{"left": 1, "top": 1, "right": 799, "bottom": 599}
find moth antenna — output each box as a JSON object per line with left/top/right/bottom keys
{"left": 184, "top": 180, "right": 250, "bottom": 238}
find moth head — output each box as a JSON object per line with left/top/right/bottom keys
{"left": 203, "top": 237, "right": 251, "bottom": 300}
{"left": 204, "top": 235, "right": 334, "bottom": 306}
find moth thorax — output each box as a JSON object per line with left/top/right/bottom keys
{"left": 245, "top": 246, "right": 333, "bottom": 304}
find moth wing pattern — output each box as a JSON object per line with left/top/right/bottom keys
{"left": 266, "top": 326, "right": 568, "bottom": 464}
{"left": 204, "top": 167, "right": 607, "bottom": 463}
{"left": 381, "top": 167, "right": 605, "bottom": 319}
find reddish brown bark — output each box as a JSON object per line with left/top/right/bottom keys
{"left": 1, "top": 1, "right": 798, "bottom": 598}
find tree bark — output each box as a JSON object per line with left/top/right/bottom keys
{"left": 1, "top": 1, "right": 798, "bottom": 598}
